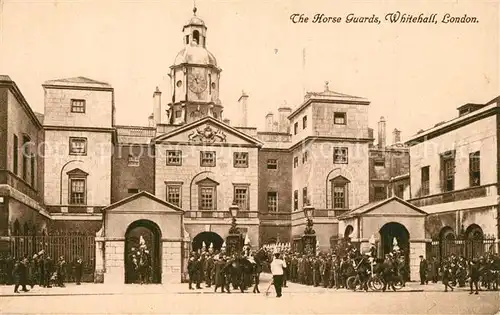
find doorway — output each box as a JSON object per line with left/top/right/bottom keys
{"left": 124, "top": 219, "right": 161, "bottom": 284}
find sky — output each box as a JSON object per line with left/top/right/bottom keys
{"left": 0, "top": 0, "right": 498, "bottom": 143}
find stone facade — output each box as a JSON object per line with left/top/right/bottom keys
{"left": 407, "top": 100, "right": 500, "bottom": 245}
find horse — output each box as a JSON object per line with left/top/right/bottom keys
{"left": 224, "top": 257, "right": 254, "bottom": 292}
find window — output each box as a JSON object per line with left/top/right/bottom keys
{"left": 333, "top": 185, "right": 346, "bottom": 209}
{"left": 331, "top": 176, "right": 349, "bottom": 209}
{"left": 293, "top": 190, "right": 298, "bottom": 211}
{"left": 333, "top": 147, "right": 348, "bottom": 164}
{"left": 294, "top": 122, "right": 298, "bottom": 135}
{"left": 128, "top": 188, "right": 139, "bottom": 194}
{"left": 302, "top": 116, "right": 307, "bottom": 129}
{"left": 302, "top": 151, "right": 308, "bottom": 163}
{"left": 128, "top": 155, "right": 140, "bottom": 167}
{"left": 395, "top": 184, "right": 405, "bottom": 199}
{"left": 69, "top": 137, "right": 87, "bottom": 155}
{"left": 374, "top": 158, "right": 385, "bottom": 167}
{"left": 233, "top": 152, "right": 248, "bottom": 168}
{"left": 200, "top": 151, "right": 216, "bottom": 167}
{"left": 441, "top": 151, "right": 455, "bottom": 192}
{"left": 69, "top": 179, "right": 86, "bottom": 205}
{"left": 166, "top": 184, "right": 182, "bottom": 207}
{"left": 30, "top": 155, "right": 35, "bottom": 188}
{"left": 334, "top": 112, "right": 346, "bottom": 125}
{"left": 233, "top": 185, "right": 249, "bottom": 210}
{"left": 267, "top": 159, "right": 278, "bottom": 170}
{"left": 374, "top": 186, "right": 386, "bottom": 201}
{"left": 13, "top": 134, "right": 18, "bottom": 175}
{"left": 22, "top": 135, "right": 30, "bottom": 181}
{"left": 67, "top": 168, "right": 88, "bottom": 205}
{"left": 469, "top": 151, "right": 480, "bottom": 187}
{"left": 71, "top": 99, "right": 86, "bottom": 113}
{"left": 420, "top": 166, "right": 430, "bottom": 196}
{"left": 199, "top": 187, "right": 215, "bottom": 210}
{"left": 197, "top": 178, "right": 218, "bottom": 210}
{"left": 166, "top": 150, "right": 182, "bottom": 166}
{"left": 267, "top": 192, "right": 277, "bottom": 212}
{"left": 175, "top": 110, "right": 182, "bottom": 118}
{"left": 293, "top": 157, "right": 299, "bottom": 168}
{"left": 302, "top": 187, "right": 308, "bottom": 205}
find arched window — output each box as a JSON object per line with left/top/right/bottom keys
{"left": 439, "top": 226, "right": 455, "bottom": 240}
{"left": 193, "top": 30, "right": 200, "bottom": 45}
{"left": 465, "top": 224, "right": 484, "bottom": 240}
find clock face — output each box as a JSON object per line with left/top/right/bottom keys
{"left": 188, "top": 69, "right": 208, "bottom": 93}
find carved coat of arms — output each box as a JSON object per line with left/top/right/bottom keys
{"left": 188, "top": 125, "right": 227, "bottom": 143}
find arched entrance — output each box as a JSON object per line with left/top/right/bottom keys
{"left": 124, "top": 220, "right": 161, "bottom": 284}
{"left": 192, "top": 232, "right": 224, "bottom": 252}
{"left": 344, "top": 225, "right": 354, "bottom": 240}
{"left": 379, "top": 222, "right": 410, "bottom": 279}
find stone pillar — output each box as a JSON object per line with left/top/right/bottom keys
{"left": 94, "top": 237, "right": 105, "bottom": 283}
{"left": 409, "top": 241, "right": 426, "bottom": 282}
{"left": 103, "top": 240, "right": 125, "bottom": 284}
{"left": 162, "top": 240, "right": 183, "bottom": 284}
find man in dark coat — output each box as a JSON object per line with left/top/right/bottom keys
{"left": 187, "top": 254, "right": 196, "bottom": 290}
{"left": 13, "top": 258, "right": 29, "bottom": 293}
{"left": 468, "top": 259, "right": 480, "bottom": 295}
{"left": 57, "top": 256, "right": 66, "bottom": 287}
{"left": 441, "top": 262, "right": 454, "bottom": 292}
{"left": 43, "top": 255, "right": 53, "bottom": 288}
{"left": 75, "top": 257, "right": 83, "bottom": 285}
{"left": 419, "top": 255, "right": 428, "bottom": 285}
{"left": 205, "top": 254, "right": 214, "bottom": 288}
{"left": 213, "top": 255, "right": 227, "bottom": 293}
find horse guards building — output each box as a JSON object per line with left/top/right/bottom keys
{"left": 0, "top": 8, "right": 498, "bottom": 285}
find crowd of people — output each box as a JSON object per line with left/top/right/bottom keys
{"left": 0, "top": 251, "right": 84, "bottom": 293}
{"left": 419, "top": 252, "right": 500, "bottom": 294}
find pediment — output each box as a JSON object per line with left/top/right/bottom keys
{"left": 364, "top": 198, "right": 427, "bottom": 217}
{"left": 339, "top": 197, "right": 427, "bottom": 219}
{"left": 66, "top": 168, "right": 89, "bottom": 177}
{"left": 195, "top": 177, "right": 220, "bottom": 186}
{"left": 153, "top": 116, "right": 263, "bottom": 147}
{"left": 102, "top": 191, "right": 183, "bottom": 213}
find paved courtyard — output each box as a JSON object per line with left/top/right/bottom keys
{"left": 0, "top": 275, "right": 498, "bottom": 314}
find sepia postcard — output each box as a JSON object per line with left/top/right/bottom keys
{"left": 0, "top": 0, "right": 499, "bottom": 314}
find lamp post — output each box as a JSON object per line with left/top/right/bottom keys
{"left": 226, "top": 202, "right": 242, "bottom": 256}
{"left": 60, "top": 159, "right": 83, "bottom": 205}
{"left": 302, "top": 203, "right": 316, "bottom": 256}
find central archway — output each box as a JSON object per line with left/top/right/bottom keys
{"left": 192, "top": 232, "right": 224, "bottom": 252}
{"left": 379, "top": 222, "right": 410, "bottom": 279}
{"left": 124, "top": 220, "right": 162, "bottom": 284}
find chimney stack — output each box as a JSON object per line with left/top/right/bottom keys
{"left": 377, "top": 116, "right": 386, "bottom": 149}
{"left": 278, "top": 102, "right": 292, "bottom": 133}
{"left": 153, "top": 86, "right": 162, "bottom": 125}
{"left": 265, "top": 113, "right": 274, "bottom": 131}
{"left": 238, "top": 90, "right": 249, "bottom": 127}
{"left": 148, "top": 114, "right": 155, "bottom": 127}
{"left": 392, "top": 128, "right": 401, "bottom": 144}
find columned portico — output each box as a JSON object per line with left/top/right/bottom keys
{"left": 338, "top": 197, "right": 428, "bottom": 281}
{"left": 95, "top": 191, "right": 186, "bottom": 284}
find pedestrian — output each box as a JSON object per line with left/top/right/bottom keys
{"left": 75, "top": 257, "right": 83, "bottom": 285}
{"left": 442, "top": 263, "right": 454, "bottom": 292}
{"left": 13, "top": 257, "right": 29, "bottom": 293}
{"left": 468, "top": 259, "right": 479, "bottom": 295}
{"left": 187, "top": 254, "right": 196, "bottom": 290}
{"left": 419, "top": 255, "right": 428, "bottom": 285}
{"left": 270, "top": 252, "right": 287, "bottom": 298}
{"left": 57, "top": 256, "right": 66, "bottom": 287}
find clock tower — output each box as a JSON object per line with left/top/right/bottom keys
{"left": 167, "top": 7, "right": 223, "bottom": 125}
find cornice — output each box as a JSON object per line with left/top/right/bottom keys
{"left": 42, "top": 84, "right": 114, "bottom": 92}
